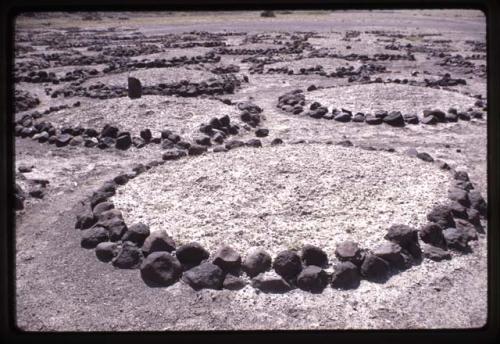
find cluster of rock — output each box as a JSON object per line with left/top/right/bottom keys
{"left": 15, "top": 90, "right": 40, "bottom": 113}
{"left": 15, "top": 68, "right": 99, "bottom": 84}
{"left": 88, "top": 44, "right": 163, "bottom": 57}
{"left": 308, "top": 50, "right": 416, "bottom": 62}
{"left": 211, "top": 64, "right": 240, "bottom": 74}
{"left": 72, "top": 143, "right": 486, "bottom": 292}
{"left": 276, "top": 89, "right": 485, "bottom": 126}
{"left": 50, "top": 76, "right": 242, "bottom": 100}
{"left": 14, "top": 166, "right": 50, "bottom": 211}
{"left": 164, "top": 41, "right": 226, "bottom": 49}
{"left": 214, "top": 45, "right": 305, "bottom": 56}
{"left": 424, "top": 73, "right": 467, "bottom": 87}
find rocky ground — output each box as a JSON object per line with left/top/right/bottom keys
{"left": 14, "top": 10, "right": 487, "bottom": 331}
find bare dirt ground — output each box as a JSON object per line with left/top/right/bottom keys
{"left": 14, "top": 10, "right": 487, "bottom": 331}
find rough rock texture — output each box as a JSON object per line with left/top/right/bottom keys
{"left": 140, "top": 252, "right": 183, "bottom": 287}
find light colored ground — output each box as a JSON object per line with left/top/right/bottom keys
{"left": 111, "top": 144, "right": 450, "bottom": 256}
{"left": 306, "top": 83, "right": 478, "bottom": 115}
{"left": 35, "top": 95, "right": 239, "bottom": 137}
{"left": 80, "top": 66, "right": 217, "bottom": 88}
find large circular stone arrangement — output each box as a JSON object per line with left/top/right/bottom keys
{"left": 73, "top": 141, "right": 487, "bottom": 293}
{"left": 277, "top": 88, "right": 486, "bottom": 125}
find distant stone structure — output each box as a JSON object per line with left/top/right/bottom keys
{"left": 261, "top": 10, "right": 276, "bottom": 18}
{"left": 128, "top": 77, "right": 142, "bottom": 99}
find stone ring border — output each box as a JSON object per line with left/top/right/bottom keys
{"left": 277, "top": 88, "right": 486, "bottom": 125}
{"left": 73, "top": 140, "right": 487, "bottom": 293}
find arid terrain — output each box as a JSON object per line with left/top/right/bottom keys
{"left": 14, "top": 10, "right": 488, "bottom": 331}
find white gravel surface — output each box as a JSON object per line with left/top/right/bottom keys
{"left": 80, "top": 66, "right": 217, "bottom": 88}
{"left": 112, "top": 144, "right": 450, "bottom": 256}
{"left": 39, "top": 95, "right": 239, "bottom": 137}
{"left": 307, "top": 83, "right": 477, "bottom": 114}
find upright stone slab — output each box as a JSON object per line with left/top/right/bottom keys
{"left": 128, "top": 77, "right": 142, "bottom": 99}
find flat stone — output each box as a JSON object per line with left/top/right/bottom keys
{"left": 422, "top": 244, "right": 451, "bottom": 261}
{"left": 182, "top": 262, "right": 224, "bottom": 290}
{"left": 223, "top": 274, "right": 247, "bottom": 290}
{"left": 251, "top": 271, "right": 292, "bottom": 293}
{"left": 81, "top": 226, "right": 108, "bottom": 249}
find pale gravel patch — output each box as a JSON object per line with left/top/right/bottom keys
{"left": 111, "top": 144, "right": 450, "bottom": 256}
{"left": 307, "top": 83, "right": 477, "bottom": 114}
{"left": 37, "top": 95, "right": 239, "bottom": 137}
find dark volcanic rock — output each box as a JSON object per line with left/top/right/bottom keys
{"left": 296, "top": 266, "right": 328, "bottom": 293}
{"left": 92, "top": 201, "right": 114, "bottom": 218}
{"left": 421, "top": 115, "right": 438, "bottom": 125}
{"left": 365, "top": 115, "right": 383, "bottom": 125}
{"left": 330, "top": 261, "right": 361, "bottom": 289}
{"left": 162, "top": 149, "right": 187, "bottom": 161}
{"left": 468, "top": 190, "right": 487, "bottom": 216}
{"left": 416, "top": 152, "right": 434, "bottom": 162}
{"left": 122, "top": 222, "right": 150, "bottom": 246}
{"left": 442, "top": 227, "right": 471, "bottom": 252}
{"left": 128, "top": 77, "right": 142, "bottom": 99}
{"left": 301, "top": 244, "right": 328, "bottom": 267}
{"left": 140, "top": 251, "right": 182, "bottom": 287}
{"left": 419, "top": 223, "right": 447, "bottom": 248}
{"left": 188, "top": 144, "right": 207, "bottom": 156}
{"left": 427, "top": 205, "right": 455, "bottom": 228}
{"left": 251, "top": 271, "right": 292, "bottom": 293}
{"left": 383, "top": 111, "right": 405, "bottom": 127}
{"left": 242, "top": 247, "right": 272, "bottom": 277}
{"left": 255, "top": 128, "right": 269, "bottom": 137}
{"left": 246, "top": 139, "right": 262, "bottom": 148}
{"left": 112, "top": 241, "right": 144, "bottom": 269}
{"left": 360, "top": 253, "right": 390, "bottom": 282}
{"left": 175, "top": 242, "right": 210, "bottom": 268}
{"left": 372, "top": 242, "right": 411, "bottom": 270}
{"left": 271, "top": 138, "right": 284, "bottom": 146}
{"left": 75, "top": 209, "right": 96, "bottom": 230}
{"left": 384, "top": 224, "right": 418, "bottom": 248}
{"left": 213, "top": 246, "right": 241, "bottom": 272}
{"left": 223, "top": 274, "right": 246, "bottom": 290}
{"left": 101, "top": 124, "right": 119, "bottom": 138}
{"left": 422, "top": 244, "right": 451, "bottom": 261}
{"left": 81, "top": 226, "right": 109, "bottom": 249}
{"left": 115, "top": 133, "right": 132, "bottom": 150}
{"left": 335, "top": 241, "right": 364, "bottom": 266}
{"left": 55, "top": 134, "right": 72, "bottom": 147}
{"left": 273, "top": 250, "right": 302, "bottom": 280}
{"left": 448, "top": 187, "right": 470, "bottom": 207}
{"left": 95, "top": 242, "right": 119, "bottom": 262}
{"left": 424, "top": 109, "right": 446, "bottom": 122}
{"left": 334, "top": 113, "right": 352, "bottom": 122}
{"left": 182, "top": 262, "right": 225, "bottom": 290}
{"left": 141, "top": 230, "right": 176, "bottom": 256}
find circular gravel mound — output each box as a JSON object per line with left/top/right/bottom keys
{"left": 38, "top": 95, "right": 238, "bottom": 137}
{"left": 111, "top": 144, "right": 450, "bottom": 256}
{"left": 307, "top": 83, "right": 477, "bottom": 115}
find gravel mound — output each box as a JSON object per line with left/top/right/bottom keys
{"left": 40, "top": 95, "right": 238, "bottom": 137}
